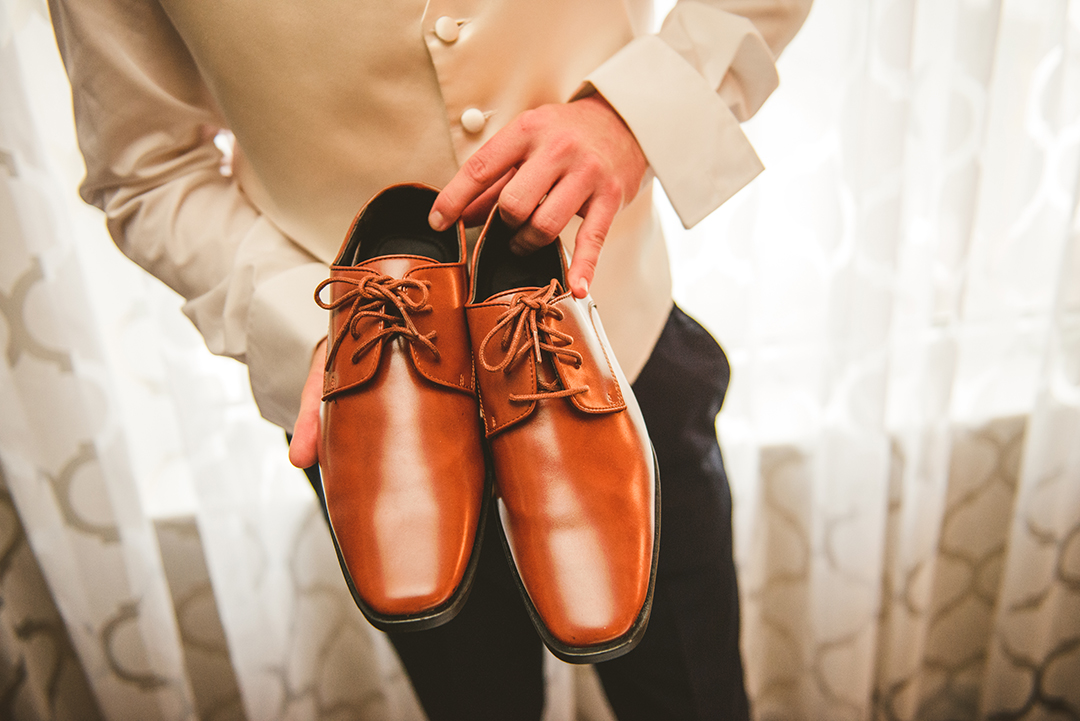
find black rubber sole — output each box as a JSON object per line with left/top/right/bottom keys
{"left": 494, "top": 448, "right": 662, "bottom": 664}
{"left": 325, "top": 460, "right": 494, "bottom": 633}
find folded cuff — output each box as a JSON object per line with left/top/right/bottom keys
{"left": 578, "top": 35, "right": 765, "bottom": 228}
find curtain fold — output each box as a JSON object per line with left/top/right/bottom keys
{"left": 662, "top": 0, "right": 1080, "bottom": 719}
{"left": 1, "top": 0, "right": 1078, "bottom": 719}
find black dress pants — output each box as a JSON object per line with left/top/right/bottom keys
{"left": 303, "top": 306, "right": 748, "bottom": 720}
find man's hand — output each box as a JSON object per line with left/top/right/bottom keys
{"left": 428, "top": 94, "right": 648, "bottom": 299}
{"left": 288, "top": 338, "right": 327, "bottom": 469}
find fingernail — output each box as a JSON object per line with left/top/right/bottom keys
{"left": 429, "top": 210, "right": 446, "bottom": 231}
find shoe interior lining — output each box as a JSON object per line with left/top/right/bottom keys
{"left": 341, "top": 186, "right": 458, "bottom": 265}
{"left": 472, "top": 214, "right": 562, "bottom": 301}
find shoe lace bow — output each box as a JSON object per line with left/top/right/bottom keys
{"left": 477, "top": 280, "right": 588, "bottom": 402}
{"left": 316, "top": 273, "right": 439, "bottom": 371}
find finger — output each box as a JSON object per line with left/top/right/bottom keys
{"left": 509, "top": 172, "right": 591, "bottom": 256}
{"left": 496, "top": 154, "right": 564, "bottom": 229}
{"left": 567, "top": 192, "right": 620, "bottom": 298}
{"left": 461, "top": 169, "right": 514, "bottom": 227}
{"left": 288, "top": 387, "right": 320, "bottom": 469}
{"left": 430, "top": 126, "right": 531, "bottom": 231}
{"left": 289, "top": 340, "right": 327, "bottom": 469}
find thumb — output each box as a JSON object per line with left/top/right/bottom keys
{"left": 289, "top": 339, "right": 326, "bottom": 469}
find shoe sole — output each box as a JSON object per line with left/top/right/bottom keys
{"left": 494, "top": 447, "right": 661, "bottom": 664}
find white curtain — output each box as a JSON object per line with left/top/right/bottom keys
{"left": 1, "top": 0, "right": 1078, "bottom": 719}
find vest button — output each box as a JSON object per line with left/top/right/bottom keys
{"left": 461, "top": 108, "right": 486, "bottom": 133}
{"left": 434, "top": 16, "right": 460, "bottom": 43}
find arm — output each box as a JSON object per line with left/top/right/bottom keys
{"left": 430, "top": 0, "right": 813, "bottom": 296}
{"left": 303, "top": 0, "right": 813, "bottom": 467}
{"left": 582, "top": 0, "right": 813, "bottom": 227}
{"left": 49, "top": 0, "right": 328, "bottom": 432}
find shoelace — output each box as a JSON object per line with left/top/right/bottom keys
{"left": 316, "top": 274, "right": 439, "bottom": 371}
{"left": 477, "top": 280, "right": 588, "bottom": 402}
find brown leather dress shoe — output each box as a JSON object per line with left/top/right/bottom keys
{"left": 316, "top": 184, "right": 488, "bottom": 632}
{"left": 465, "top": 212, "right": 660, "bottom": 663}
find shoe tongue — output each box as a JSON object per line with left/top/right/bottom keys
{"left": 358, "top": 255, "right": 433, "bottom": 278}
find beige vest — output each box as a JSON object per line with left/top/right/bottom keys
{"left": 158, "top": 0, "right": 670, "bottom": 379}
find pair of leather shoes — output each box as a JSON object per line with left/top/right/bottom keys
{"left": 316, "top": 183, "right": 659, "bottom": 663}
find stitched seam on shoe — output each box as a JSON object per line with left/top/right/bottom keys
{"left": 482, "top": 308, "right": 536, "bottom": 435}
{"left": 321, "top": 267, "right": 386, "bottom": 399}
{"left": 469, "top": 299, "right": 540, "bottom": 436}
{"left": 402, "top": 262, "right": 475, "bottom": 394}
{"left": 322, "top": 376, "right": 375, "bottom": 401}
{"left": 567, "top": 299, "right": 626, "bottom": 414}
{"left": 484, "top": 356, "right": 536, "bottom": 435}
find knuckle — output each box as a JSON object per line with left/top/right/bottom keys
{"left": 582, "top": 157, "right": 609, "bottom": 182}
{"left": 530, "top": 213, "right": 562, "bottom": 240}
{"left": 462, "top": 154, "right": 492, "bottom": 185}
{"left": 517, "top": 104, "right": 560, "bottom": 137}
{"left": 547, "top": 134, "right": 577, "bottom": 161}
{"left": 577, "top": 227, "right": 607, "bottom": 253}
{"left": 587, "top": 175, "right": 621, "bottom": 206}
{"left": 516, "top": 108, "right": 541, "bottom": 135}
{"left": 599, "top": 178, "right": 623, "bottom": 202}
{"left": 498, "top": 194, "right": 530, "bottom": 226}
{"left": 511, "top": 228, "right": 544, "bottom": 254}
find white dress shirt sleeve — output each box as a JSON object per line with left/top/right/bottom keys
{"left": 49, "top": 0, "right": 328, "bottom": 431}
{"left": 578, "top": 0, "right": 813, "bottom": 228}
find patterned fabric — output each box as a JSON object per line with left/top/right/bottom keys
{"left": 1, "top": 1, "right": 1078, "bottom": 720}
{"left": 667, "top": 0, "right": 1080, "bottom": 718}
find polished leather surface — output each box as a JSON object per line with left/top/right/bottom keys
{"left": 318, "top": 185, "right": 485, "bottom": 622}
{"left": 466, "top": 228, "right": 658, "bottom": 654}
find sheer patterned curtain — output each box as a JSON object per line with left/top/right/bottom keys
{"left": 1, "top": 3, "right": 424, "bottom": 719}
{"left": 664, "top": 0, "right": 1080, "bottom": 718}
{"left": 1, "top": 1, "right": 1078, "bottom": 721}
